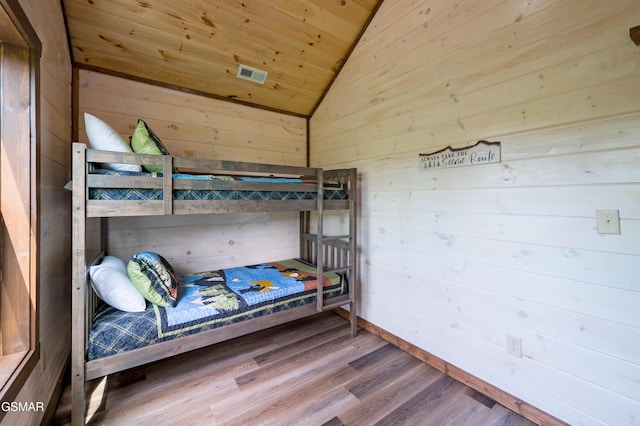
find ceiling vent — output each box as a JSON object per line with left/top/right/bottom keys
{"left": 236, "top": 64, "right": 268, "bottom": 84}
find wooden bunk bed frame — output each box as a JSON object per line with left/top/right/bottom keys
{"left": 71, "top": 142, "right": 358, "bottom": 425}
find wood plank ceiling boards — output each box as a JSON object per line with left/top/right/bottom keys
{"left": 62, "top": 0, "right": 382, "bottom": 116}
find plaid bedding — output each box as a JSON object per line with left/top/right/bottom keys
{"left": 88, "top": 169, "right": 348, "bottom": 201}
{"left": 87, "top": 258, "right": 347, "bottom": 360}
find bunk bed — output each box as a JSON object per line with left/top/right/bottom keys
{"left": 71, "top": 142, "right": 358, "bottom": 425}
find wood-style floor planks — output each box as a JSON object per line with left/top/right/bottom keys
{"left": 373, "top": 375, "right": 464, "bottom": 426}
{"left": 338, "top": 362, "right": 444, "bottom": 426}
{"left": 347, "top": 344, "right": 423, "bottom": 399}
{"left": 52, "top": 312, "right": 537, "bottom": 425}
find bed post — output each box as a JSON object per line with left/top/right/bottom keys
{"left": 315, "top": 168, "right": 324, "bottom": 312}
{"left": 299, "top": 211, "right": 307, "bottom": 260}
{"left": 349, "top": 168, "right": 358, "bottom": 337}
{"left": 71, "top": 143, "right": 87, "bottom": 425}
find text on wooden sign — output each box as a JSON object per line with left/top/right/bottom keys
{"left": 419, "top": 140, "right": 501, "bottom": 170}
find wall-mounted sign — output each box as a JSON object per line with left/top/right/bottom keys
{"left": 419, "top": 140, "right": 501, "bottom": 171}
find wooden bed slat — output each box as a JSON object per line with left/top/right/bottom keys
{"left": 173, "top": 156, "right": 317, "bottom": 176}
{"left": 87, "top": 175, "right": 162, "bottom": 189}
{"left": 171, "top": 180, "right": 320, "bottom": 192}
{"left": 86, "top": 149, "right": 162, "bottom": 167}
{"left": 162, "top": 156, "right": 173, "bottom": 215}
{"left": 86, "top": 149, "right": 318, "bottom": 177}
{"left": 85, "top": 196, "right": 349, "bottom": 217}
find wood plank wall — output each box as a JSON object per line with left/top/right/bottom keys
{"left": 77, "top": 70, "right": 308, "bottom": 273}
{"left": 310, "top": 1, "right": 640, "bottom": 425}
{"left": 3, "top": 0, "right": 72, "bottom": 424}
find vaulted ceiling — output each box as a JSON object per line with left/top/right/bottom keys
{"left": 62, "top": 0, "right": 382, "bottom": 117}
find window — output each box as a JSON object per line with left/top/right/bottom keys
{"left": 0, "top": 0, "right": 41, "bottom": 410}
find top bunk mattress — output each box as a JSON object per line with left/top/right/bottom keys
{"left": 88, "top": 169, "right": 349, "bottom": 202}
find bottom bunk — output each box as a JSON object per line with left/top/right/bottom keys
{"left": 72, "top": 234, "right": 357, "bottom": 425}
{"left": 88, "top": 257, "right": 348, "bottom": 361}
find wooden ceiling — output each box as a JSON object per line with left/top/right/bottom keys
{"left": 63, "top": 0, "right": 381, "bottom": 117}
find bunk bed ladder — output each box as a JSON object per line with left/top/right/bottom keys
{"left": 311, "top": 168, "right": 358, "bottom": 337}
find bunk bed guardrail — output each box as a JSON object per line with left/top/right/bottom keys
{"left": 74, "top": 142, "right": 352, "bottom": 217}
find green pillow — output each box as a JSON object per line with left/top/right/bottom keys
{"left": 130, "top": 119, "right": 172, "bottom": 173}
{"left": 127, "top": 252, "right": 178, "bottom": 307}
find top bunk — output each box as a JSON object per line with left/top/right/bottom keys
{"left": 71, "top": 142, "right": 357, "bottom": 218}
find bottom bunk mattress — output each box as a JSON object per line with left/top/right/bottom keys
{"left": 88, "top": 258, "right": 347, "bottom": 360}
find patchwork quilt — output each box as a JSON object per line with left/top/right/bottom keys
{"left": 88, "top": 169, "right": 348, "bottom": 201}
{"left": 87, "top": 258, "right": 347, "bottom": 360}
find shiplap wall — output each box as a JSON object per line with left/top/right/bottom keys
{"left": 77, "top": 70, "right": 307, "bottom": 273}
{"left": 5, "top": 0, "right": 72, "bottom": 424}
{"left": 311, "top": 1, "right": 640, "bottom": 425}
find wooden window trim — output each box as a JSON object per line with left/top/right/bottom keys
{"left": 0, "top": 0, "right": 41, "bottom": 415}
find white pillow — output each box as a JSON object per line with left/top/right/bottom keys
{"left": 84, "top": 113, "right": 142, "bottom": 172}
{"left": 89, "top": 256, "right": 146, "bottom": 312}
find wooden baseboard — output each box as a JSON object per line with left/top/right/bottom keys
{"left": 334, "top": 309, "right": 567, "bottom": 426}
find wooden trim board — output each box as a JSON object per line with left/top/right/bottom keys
{"left": 334, "top": 309, "right": 567, "bottom": 426}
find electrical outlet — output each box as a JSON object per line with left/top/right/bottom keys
{"left": 596, "top": 210, "right": 620, "bottom": 234}
{"left": 506, "top": 335, "right": 522, "bottom": 358}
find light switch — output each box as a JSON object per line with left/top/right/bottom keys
{"left": 596, "top": 210, "right": 620, "bottom": 234}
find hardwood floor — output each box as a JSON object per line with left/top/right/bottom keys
{"left": 52, "top": 312, "right": 536, "bottom": 425}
